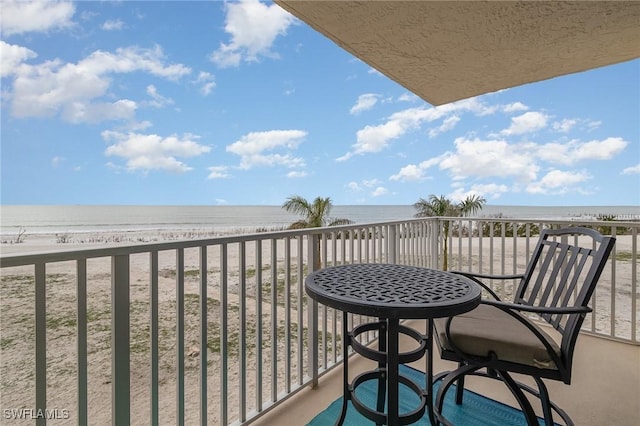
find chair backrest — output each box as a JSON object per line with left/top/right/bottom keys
{"left": 514, "top": 227, "right": 615, "bottom": 365}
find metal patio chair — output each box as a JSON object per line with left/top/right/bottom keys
{"left": 433, "top": 227, "right": 616, "bottom": 426}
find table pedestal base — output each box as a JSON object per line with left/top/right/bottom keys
{"left": 336, "top": 315, "right": 435, "bottom": 426}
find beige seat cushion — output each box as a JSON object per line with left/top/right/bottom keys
{"left": 434, "top": 304, "right": 562, "bottom": 369}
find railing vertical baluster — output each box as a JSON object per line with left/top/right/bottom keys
{"left": 297, "top": 236, "right": 304, "bottom": 385}
{"left": 467, "top": 220, "right": 472, "bottom": 272}
{"left": 308, "top": 234, "right": 319, "bottom": 388}
{"left": 77, "top": 259, "right": 88, "bottom": 426}
{"left": 631, "top": 227, "right": 637, "bottom": 343}
{"left": 610, "top": 228, "right": 617, "bottom": 337}
{"left": 478, "top": 220, "right": 483, "bottom": 274}
{"left": 500, "top": 222, "right": 506, "bottom": 296}
{"left": 270, "top": 238, "right": 278, "bottom": 401}
{"left": 432, "top": 220, "right": 440, "bottom": 269}
{"left": 365, "top": 226, "right": 370, "bottom": 263}
{"left": 457, "top": 219, "right": 462, "bottom": 270}
{"left": 220, "top": 244, "right": 228, "bottom": 425}
{"left": 513, "top": 221, "right": 518, "bottom": 264}
{"left": 284, "top": 238, "right": 291, "bottom": 393}
{"left": 150, "top": 251, "right": 159, "bottom": 426}
{"left": 349, "top": 230, "right": 355, "bottom": 263}
{"left": 176, "top": 249, "right": 185, "bottom": 426}
{"left": 239, "top": 242, "right": 247, "bottom": 422}
{"left": 199, "top": 246, "right": 208, "bottom": 426}
{"left": 35, "top": 262, "right": 46, "bottom": 426}
{"left": 341, "top": 229, "right": 347, "bottom": 265}
{"left": 388, "top": 225, "right": 397, "bottom": 264}
{"left": 255, "top": 240, "right": 263, "bottom": 411}
{"left": 322, "top": 233, "right": 328, "bottom": 268}
{"left": 489, "top": 223, "right": 495, "bottom": 290}
{"left": 331, "top": 232, "right": 337, "bottom": 363}
{"left": 332, "top": 230, "right": 338, "bottom": 266}
{"left": 112, "top": 255, "right": 130, "bottom": 426}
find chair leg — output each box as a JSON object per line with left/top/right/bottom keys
{"left": 498, "top": 371, "right": 539, "bottom": 426}
{"left": 533, "top": 377, "right": 554, "bottom": 426}
{"left": 455, "top": 362, "right": 465, "bottom": 405}
{"left": 435, "top": 364, "right": 481, "bottom": 422}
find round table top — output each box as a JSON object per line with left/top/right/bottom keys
{"left": 305, "top": 263, "right": 481, "bottom": 319}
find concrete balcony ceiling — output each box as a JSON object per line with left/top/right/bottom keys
{"left": 275, "top": 1, "right": 640, "bottom": 106}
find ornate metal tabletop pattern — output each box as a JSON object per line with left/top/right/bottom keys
{"left": 305, "top": 263, "right": 481, "bottom": 319}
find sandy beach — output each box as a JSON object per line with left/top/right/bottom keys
{"left": 0, "top": 229, "right": 636, "bottom": 424}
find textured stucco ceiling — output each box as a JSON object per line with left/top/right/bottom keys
{"left": 275, "top": 1, "right": 640, "bottom": 106}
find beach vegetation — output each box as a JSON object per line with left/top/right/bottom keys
{"left": 282, "top": 195, "right": 353, "bottom": 268}
{"left": 55, "top": 233, "right": 72, "bottom": 243}
{"left": 1, "top": 226, "right": 27, "bottom": 244}
{"left": 478, "top": 218, "right": 541, "bottom": 238}
{"left": 596, "top": 214, "right": 629, "bottom": 235}
{"left": 413, "top": 194, "right": 486, "bottom": 270}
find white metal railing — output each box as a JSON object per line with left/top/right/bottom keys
{"left": 0, "top": 217, "right": 636, "bottom": 425}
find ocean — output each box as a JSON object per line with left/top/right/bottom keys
{"left": 1, "top": 205, "right": 639, "bottom": 236}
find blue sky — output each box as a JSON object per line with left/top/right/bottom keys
{"left": 1, "top": 0, "right": 639, "bottom": 206}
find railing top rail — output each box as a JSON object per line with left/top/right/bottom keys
{"left": 0, "top": 218, "right": 425, "bottom": 267}
{"left": 1, "top": 216, "right": 636, "bottom": 267}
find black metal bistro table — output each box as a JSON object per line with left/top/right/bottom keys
{"left": 305, "top": 263, "right": 481, "bottom": 426}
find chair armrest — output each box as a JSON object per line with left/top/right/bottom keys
{"left": 482, "top": 299, "right": 592, "bottom": 315}
{"left": 449, "top": 271, "right": 524, "bottom": 301}
{"left": 450, "top": 271, "right": 525, "bottom": 281}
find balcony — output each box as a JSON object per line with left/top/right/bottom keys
{"left": 1, "top": 217, "right": 638, "bottom": 425}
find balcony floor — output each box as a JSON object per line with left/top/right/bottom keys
{"left": 254, "top": 320, "right": 640, "bottom": 426}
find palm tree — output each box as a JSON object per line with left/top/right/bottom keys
{"left": 414, "top": 194, "right": 486, "bottom": 270}
{"left": 282, "top": 195, "right": 353, "bottom": 269}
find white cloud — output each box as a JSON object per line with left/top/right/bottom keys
{"left": 6, "top": 45, "right": 190, "bottom": 123}
{"left": 397, "top": 93, "right": 419, "bottom": 103}
{"left": 1, "top": 0, "right": 75, "bottom": 36}
{"left": 371, "top": 186, "right": 388, "bottom": 197}
{"left": 51, "top": 156, "right": 65, "bottom": 167}
{"left": 346, "top": 179, "right": 383, "bottom": 192}
{"left": 338, "top": 97, "right": 499, "bottom": 161}
{"left": 0, "top": 41, "right": 37, "bottom": 77}
{"left": 389, "top": 158, "right": 441, "bottom": 182}
{"left": 390, "top": 137, "right": 539, "bottom": 184}
{"left": 145, "top": 85, "right": 173, "bottom": 108}
{"left": 195, "top": 71, "right": 216, "bottom": 96}
{"left": 208, "top": 166, "right": 231, "bottom": 179}
{"left": 552, "top": 118, "right": 578, "bottom": 133}
{"left": 346, "top": 181, "right": 362, "bottom": 191}
{"left": 622, "top": 164, "right": 640, "bottom": 175}
{"left": 500, "top": 111, "right": 549, "bottom": 135}
{"left": 535, "top": 137, "right": 628, "bottom": 165}
{"left": 390, "top": 164, "right": 426, "bottom": 182}
{"left": 350, "top": 93, "right": 379, "bottom": 115}
{"left": 428, "top": 115, "right": 460, "bottom": 138}
{"left": 287, "top": 170, "right": 307, "bottom": 178}
{"left": 440, "top": 137, "right": 539, "bottom": 182}
{"left": 226, "top": 129, "right": 307, "bottom": 169}
{"left": 526, "top": 170, "right": 591, "bottom": 194}
{"left": 102, "top": 19, "right": 125, "bottom": 31}
{"left": 103, "top": 131, "right": 211, "bottom": 173}
{"left": 448, "top": 184, "right": 509, "bottom": 202}
{"left": 210, "top": 0, "right": 296, "bottom": 68}
{"left": 63, "top": 99, "right": 138, "bottom": 124}
{"left": 574, "top": 137, "right": 628, "bottom": 161}
{"left": 502, "top": 102, "right": 529, "bottom": 113}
